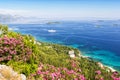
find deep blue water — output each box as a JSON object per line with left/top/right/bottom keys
{"left": 8, "top": 21, "right": 120, "bottom": 70}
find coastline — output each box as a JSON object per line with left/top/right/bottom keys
{"left": 106, "top": 66, "right": 116, "bottom": 72}
{"left": 78, "top": 50, "right": 117, "bottom": 72}
{"left": 36, "top": 40, "right": 118, "bottom": 73}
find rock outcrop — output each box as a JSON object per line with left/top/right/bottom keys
{"left": 0, "top": 65, "right": 26, "bottom": 80}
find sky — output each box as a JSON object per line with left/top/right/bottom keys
{"left": 0, "top": 0, "right": 120, "bottom": 20}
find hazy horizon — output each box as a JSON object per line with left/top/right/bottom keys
{"left": 0, "top": 0, "right": 120, "bottom": 20}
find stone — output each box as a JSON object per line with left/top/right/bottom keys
{"left": 69, "top": 50, "right": 75, "bottom": 58}
{"left": 21, "top": 74, "right": 26, "bottom": 80}
{"left": 0, "top": 64, "right": 26, "bottom": 80}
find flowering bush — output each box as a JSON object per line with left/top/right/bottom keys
{"left": 29, "top": 62, "right": 86, "bottom": 80}
{"left": 95, "top": 70, "right": 104, "bottom": 80}
{"left": 111, "top": 72, "right": 120, "bottom": 80}
{"left": 0, "top": 35, "right": 32, "bottom": 62}
{"left": 27, "top": 59, "right": 120, "bottom": 80}
{"left": 95, "top": 70, "right": 120, "bottom": 80}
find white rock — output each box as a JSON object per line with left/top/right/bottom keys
{"left": 69, "top": 50, "right": 75, "bottom": 58}
{"left": 0, "top": 30, "right": 2, "bottom": 35}
{"left": 97, "top": 62, "right": 104, "bottom": 69}
{"left": 36, "top": 42, "right": 41, "bottom": 45}
{"left": 0, "top": 64, "right": 26, "bottom": 80}
{"left": 34, "top": 41, "right": 37, "bottom": 44}
{"left": 21, "top": 74, "right": 26, "bottom": 80}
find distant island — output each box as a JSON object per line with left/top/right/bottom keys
{"left": 46, "top": 21, "right": 61, "bottom": 25}
{"left": 0, "top": 24, "right": 120, "bottom": 80}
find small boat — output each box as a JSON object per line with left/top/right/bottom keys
{"left": 48, "top": 29, "right": 56, "bottom": 33}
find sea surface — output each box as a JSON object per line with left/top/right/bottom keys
{"left": 8, "top": 21, "right": 120, "bottom": 70}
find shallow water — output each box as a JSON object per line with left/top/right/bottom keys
{"left": 8, "top": 21, "right": 120, "bottom": 70}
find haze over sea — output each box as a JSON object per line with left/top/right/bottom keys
{"left": 8, "top": 20, "right": 120, "bottom": 70}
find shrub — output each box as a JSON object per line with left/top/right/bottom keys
{"left": 0, "top": 24, "right": 8, "bottom": 35}
{"left": 0, "top": 35, "right": 32, "bottom": 62}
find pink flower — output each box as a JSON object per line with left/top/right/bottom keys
{"left": 113, "top": 77, "right": 120, "bottom": 80}
{"left": 74, "top": 78, "right": 78, "bottom": 80}
{"left": 79, "top": 75, "right": 86, "bottom": 80}
{"left": 78, "top": 68, "right": 82, "bottom": 72}
{"left": 100, "top": 77, "right": 104, "bottom": 80}
{"left": 95, "top": 70, "right": 101, "bottom": 75}
{"left": 6, "top": 55, "right": 12, "bottom": 60}
{"left": 113, "top": 72, "right": 119, "bottom": 76}
{"left": 37, "top": 70, "right": 42, "bottom": 75}
{"left": 51, "top": 73, "right": 56, "bottom": 80}
{"left": 67, "top": 70, "right": 75, "bottom": 74}
{"left": 111, "top": 72, "right": 120, "bottom": 80}
{"left": 72, "top": 62, "right": 76, "bottom": 67}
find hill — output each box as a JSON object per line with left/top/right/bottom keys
{"left": 0, "top": 24, "right": 120, "bottom": 80}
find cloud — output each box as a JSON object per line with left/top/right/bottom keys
{"left": 0, "top": 9, "right": 30, "bottom": 17}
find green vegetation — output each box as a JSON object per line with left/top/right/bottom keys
{"left": 0, "top": 24, "right": 120, "bottom": 80}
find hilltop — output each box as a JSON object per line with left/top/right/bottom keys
{"left": 0, "top": 24, "right": 120, "bottom": 80}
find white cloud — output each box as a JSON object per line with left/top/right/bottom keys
{"left": 0, "top": 9, "right": 30, "bottom": 17}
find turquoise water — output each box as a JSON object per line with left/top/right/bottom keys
{"left": 8, "top": 21, "right": 120, "bottom": 70}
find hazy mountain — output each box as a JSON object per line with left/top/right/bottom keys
{"left": 0, "top": 13, "right": 120, "bottom": 24}
{"left": 0, "top": 13, "right": 49, "bottom": 24}
{"left": 0, "top": 14, "right": 25, "bottom": 23}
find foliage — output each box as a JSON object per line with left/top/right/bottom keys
{"left": 7, "top": 60, "right": 38, "bottom": 76}
{"left": 0, "top": 35, "right": 32, "bottom": 62}
{"left": 28, "top": 61, "right": 86, "bottom": 80}
{"left": 0, "top": 24, "right": 8, "bottom": 35}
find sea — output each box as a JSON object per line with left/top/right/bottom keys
{"left": 7, "top": 21, "right": 120, "bottom": 71}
